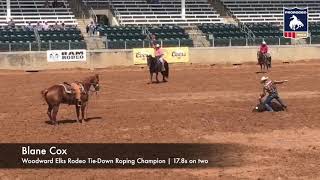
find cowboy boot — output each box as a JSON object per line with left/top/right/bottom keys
{"left": 161, "top": 62, "right": 165, "bottom": 71}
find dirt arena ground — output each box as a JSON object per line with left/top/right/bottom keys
{"left": 0, "top": 61, "right": 320, "bottom": 179}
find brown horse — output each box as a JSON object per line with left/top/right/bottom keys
{"left": 41, "top": 74, "right": 100, "bottom": 125}
{"left": 257, "top": 51, "right": 271, "bottom": 72}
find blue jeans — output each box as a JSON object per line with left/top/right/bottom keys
{"left": 264, "top": 93, "right": 286, "bottom": 112}
{"left": 156, "top": 56, "right": 165, "bottom": 71}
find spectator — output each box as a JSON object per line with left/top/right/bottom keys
{"left": 26, "top": 22, "right": 33, "bottom": 30}
{"left": 151, "top": 34, "right": 156, "bottom": 41}
{"left": 61, "top": 21, "right": 65, "bottom": 30}
{"left": 151, "top": 34, "right": 157, "bottom": 46}
{"left": 86, "top": 24, "right": 89, "bottom": 34}
{"left": 93, "top": 22, "right": 99, "bottom": 35}
{"left": 7, "top": 18, "right": 15, "bottom": 29}
{"left": 44, "top": 0, "right": 49, "bottom": 8}
{"left": 52, "top": 0, "right": 57, "bottom": 8}
{"left": 43, "top": 21, "right": 49, "bottom": 30}
{"left": 53, "top": 21, "right": 60, "bottom": 30}
{"left": 36, "top": 21, "right": 42, "bottom": 31}
{"left": 150, "top": 0, "right": 159, "bottom": 4}
{"left": 88, "top": 21, "right": 95, "bottom": 37}
{"left": 95, "top": 23, "right": 101, "bottom": 35}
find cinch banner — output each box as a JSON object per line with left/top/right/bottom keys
{"left": 283, "top": 7, "right": 308, "bottom": 39}
{"left": 133, "top": 47, "right": 189, "bottom": 65}
{"left": 47, "top": 49, "right": 86, "bottom": 62}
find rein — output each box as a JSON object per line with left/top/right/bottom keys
{"left": 81, "top": 79, "right": 99, "bottom": 120}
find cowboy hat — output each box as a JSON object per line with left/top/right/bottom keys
{"left": 262, "top": 41, "right": 266, "bottom": 45}
{"left": 155, "top": 44, "right": 160, "bottom": 48}
{"left": 260, "top": 76, "right": 269, "bottom": 82}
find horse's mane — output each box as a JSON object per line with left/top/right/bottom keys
{"left": 82, "top": 74, "right": 99, "bottom": 84}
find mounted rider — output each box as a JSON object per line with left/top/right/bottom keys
{"left": 259, "top": 76, "right": 288, "bottom": 112}
{"left": 153, "top": 43, "right": 165, "bottom": 71}
{"left": 259, "top": 41, "right": 271, "bottom": 59}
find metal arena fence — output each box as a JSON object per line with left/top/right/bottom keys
{"left": 0, "top": 41, "right": 87, "bottom": 52}
{"left": 0, "top": 37, "right": 320, "bottom": 51}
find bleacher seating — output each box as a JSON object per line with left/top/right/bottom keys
{"left": 83, "top": 0, "right": 223, "bottom": 25}
{"left": 0, "top": 26, "right": 35, "bottom": 43}
{"left": 198, "top": 23, "right": 292, "bottom": 46}
{"left": 0, "top": 1, "right": 6, "bottom": 23}
{"left": 221, "top": 0, "right": 320, "bottom": 23}
{"left": 99, "top": 24, "right": 193, "bottom": 49}
{"left": 246, "top": 23, "right": 282, "bottom": 38}
{"left": 0, "top": 0, "right": 77, "bottom": 26}
{"left": 310, "top": 22, "right": 320, "bottom": 36}
{"left": 309, "top": 22, "right": 320, "bottom": 44}
{"left": 39, "top": 27, "right": 86, "bottom": 50}
{"left": 0, "top": 0, "right": 86, "bottom": 51}
{"left": 0, "top": 26, "right": 37, "bottom": 51}
{"left": 199, "top": 23, "right": 245, "bottom": 39}
{"left": 198, "top": 23, "right": 248, "bottom": 46}
{"left": 0, "top": 26, "right": 86, "bottom": 51}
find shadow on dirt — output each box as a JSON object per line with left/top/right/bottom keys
{"left": 255, "top": 71, "right": 267, "bottom": 74}
{"left": 45, "top": 116, "right": 102, "bottom": 125}
{"left": 147, "top": 81, "right": 168, "bottom": 84}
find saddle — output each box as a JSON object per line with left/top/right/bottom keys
{"left": 59, "top": 82, "right": 85, "bottom": 94}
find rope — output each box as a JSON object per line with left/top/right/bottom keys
{"left": 85, "top": 95, "right": 89, "bottom": 120}
{"left": 85, "top": 89, "right": 98, "bottom": 120}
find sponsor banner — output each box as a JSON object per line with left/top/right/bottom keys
{"left": 133, "top": 47, "right": 189, "bottom": 65}
{"left": 132, "top": 48, "right": 154, "bottom": 65}
{"left": 47, "top": 49, "right": 86, "bottom": 62}
{"left": 283, "top": 7, "right": 308, "bottom": 39}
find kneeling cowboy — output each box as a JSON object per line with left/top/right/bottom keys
{"left": 71, "top": 82, "right": 82, "bottom": 107}
{"left": 259, "top": 76, "right": 288, "bottom": 112}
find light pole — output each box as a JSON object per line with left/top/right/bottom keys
{"left": 6, "top": 0, "right": 11, "bottom": 21}
{"left": 181, "top": 0, "right": 185, "bottom": 19}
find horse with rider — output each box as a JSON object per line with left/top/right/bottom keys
{"left": 146, "top": 43, "right": 169, "bottom": 83}
{"left": 257, "top": 40, "right": 272, "bottom": 71}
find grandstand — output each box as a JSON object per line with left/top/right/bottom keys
{"left": 99, "top": 24, "right": 193, "bottom": 49}
{"left": 0, "top": 0, "right": 77, "bottom": 25}
{"left": 83, "top": 0, "right": 223, "bottom": 25}
{"left": 0, "top": 0, "right": 320, "bottom": 51}
{"left": 0, "top": 0, "right": 86, "bottom": 51}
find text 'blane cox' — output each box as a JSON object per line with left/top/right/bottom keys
{"left": 21, "top": 146, "right": 68, "bottom": 155}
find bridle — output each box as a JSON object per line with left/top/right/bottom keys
{"left": 90, "top": 82, "right": 100, "bottom": 93}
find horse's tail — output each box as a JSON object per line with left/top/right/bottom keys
{"left": 164, "top": 61, "right": 169, "bottom": 78}
{"left": 41, "top": 89, "right": 49, "bottom": 100}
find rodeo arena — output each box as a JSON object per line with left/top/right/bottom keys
{"left": 1, "top": 0, "right": 320, "bottom": 179}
